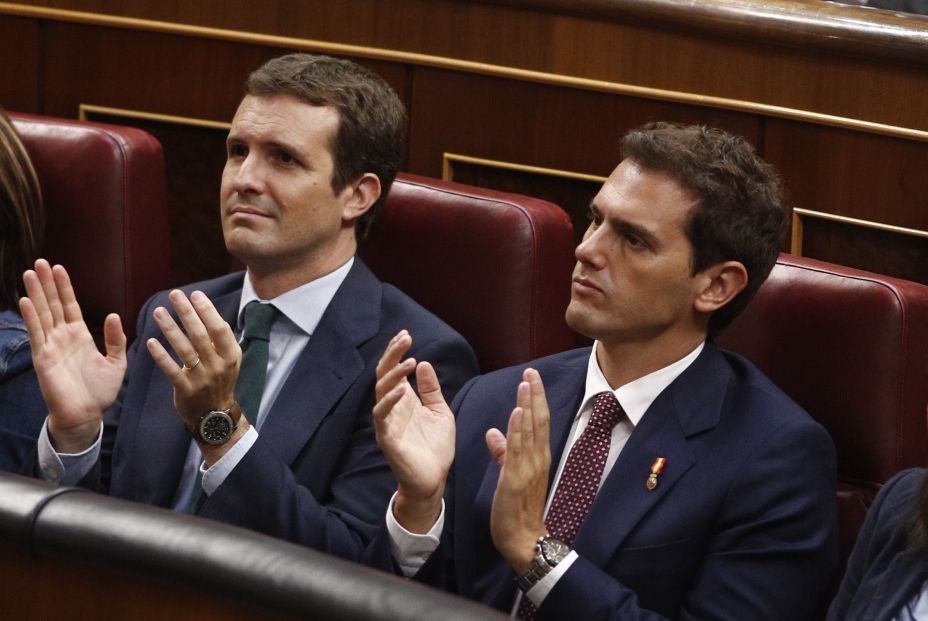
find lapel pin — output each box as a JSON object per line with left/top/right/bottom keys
{"left": 646, "top": 457, "right": 666, "bottom": 491}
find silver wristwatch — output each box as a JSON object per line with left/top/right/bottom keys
{"left": 193, "top": 407, "right": 237, "bottom": 446}
{"left": 516, "top": 535, "right": 571, "bottom": 592}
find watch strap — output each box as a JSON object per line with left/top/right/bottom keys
{"left": 516, "top": 536, "right": 569, "bottom": 592}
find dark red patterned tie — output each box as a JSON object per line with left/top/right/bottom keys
{"left": 517, "top": 391, "right": 624, "bottom": 619}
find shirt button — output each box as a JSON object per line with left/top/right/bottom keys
{"left": 420, "top": 553, "right": 431, "bottom": 561}
{"left": 43, "top": 467, "right": 60, "bottom": 482}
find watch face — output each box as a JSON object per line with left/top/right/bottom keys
{"left": 199, "top": 410, "right": 234, "bottom": 445}
{"left": 540, "top": 537, "right": 571, "bottom": 564}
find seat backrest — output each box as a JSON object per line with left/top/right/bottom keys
{"left": 361, "top": 173, "right": 576, "bottom": 372}
{"left": 717, "top": 252, "right": 928, "bottom": 572}
{"left": 10, "top": 112, "right": 171, "bottom": 343}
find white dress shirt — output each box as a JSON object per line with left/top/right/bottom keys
{"left": 38, "top": 258, "right": 353, "bottom": 510}
{"left": 387, "top": 340, "right": 704, "bottom": 613}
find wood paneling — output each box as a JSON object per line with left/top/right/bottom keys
{"left": 40, "top": 21, "right": 408, "bottom": 122}
{"left": 0, "top": 0, "right": 924, "bottom": 284}
{"left": 408, "top": 68, "right": 763, "bottom": 243}
{"left": 0, "top": 15, "right": 40, "bottom": 112}
{"left": 42, "top": 23, "right": 273, "bottom": 121}
{"left": 765, "top": 119, "right": 928, "bottom": 230}
{"left": 0, "top": 543, "right": 297, "bottom": 621}
{"left": 801, "top": 218, "right": 928, "bottom": 283}
{"left": 10, "top": 0, "right": 928, "bottom": 129}
{"left": 408, "top": 68, "right": 762, "bottom": 179}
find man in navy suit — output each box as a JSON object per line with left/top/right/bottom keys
{"left": 372, "top": 123, "right": 837, "bottom": 619}
{"left": 19, "top": 53, "right": 477, "bottom": 559}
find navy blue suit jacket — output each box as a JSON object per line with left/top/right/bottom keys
{"left": 75, "top": 259, "right": 478, "bottom": 559}
{"left": 828, "top": 468, "right": 928, "bottom": 621}
{"left": 403, "top": 344, "right": 837, "bottom": 620}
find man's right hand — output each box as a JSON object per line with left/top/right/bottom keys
{"left": 373, "top": 330, "right": 455, "bottom": 534}
{"left": 19, "top": 259, "right": 127, "bottom": 453}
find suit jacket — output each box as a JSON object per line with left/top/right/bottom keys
{"left": 403, "top": 344, "right": 837, "bottom": 620}
{"left": 828, "top": 468, "right": 928, "bottom": 621}
{"left": 82, "top": 259, "right": 478, "bottom": 560}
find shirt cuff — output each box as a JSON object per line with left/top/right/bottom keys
{"left": 385, "top": 491, "right": 444, "bottom": 577}
{"left": 524, "top": 550, "right": 578, "bottom": 607}
{"left": 37, "top": 417, "right": 102, "bottom": 486}
{"left": 200, "top": 425, "right": 259, "bottom": 496}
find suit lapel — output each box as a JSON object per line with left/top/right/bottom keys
{"left": 546, "top": 358, "right": 590, "bottom": 488}
{"left": 258, "top": 260, "right": 382, "bottom": 465}
{"left": 573, "top": 345, "right": 729, "bottom": 565}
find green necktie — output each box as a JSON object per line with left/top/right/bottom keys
{"left": 235, "top": 301, "right": 280, "bottom": 426}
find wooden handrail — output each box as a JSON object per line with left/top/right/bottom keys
{"left": 478, "top": 0, "right": 928, "bottom": 65}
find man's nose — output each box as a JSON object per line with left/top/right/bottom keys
{"left": 574, "top": 224, "right": 605, "bottom": 269}
{"left": 233, "top": 154, "right": 264, "bottom": 194}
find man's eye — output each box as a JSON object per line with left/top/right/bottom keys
{"left": 587, "top": 209, "right": 603, "bottom": 226}
{"left": 277, "top": 151, "right": 296, "bottom": 165}
{"left": 228, "top": 144, "right": 247, "bottom": 158}
{"left": 626, "top": 235, "right": 646, "bottom": 249}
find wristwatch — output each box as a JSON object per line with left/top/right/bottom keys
{"left": 192, "top": 406, "right": 238, "bottom": 446}
{"left": 516, "top": 535, "right": 571, "bottom": 592}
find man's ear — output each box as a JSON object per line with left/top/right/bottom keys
{"left": 341, "top": 173, "right": 381, "bottom": 224}
{"left": 694, "top": 261, "right": 748, "bottom": 314}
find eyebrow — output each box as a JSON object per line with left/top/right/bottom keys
{"left": 225, "top": 133, "right": 300, "bottom": 155}
{"left": 589, "top": 200, "right": 661, "bottom": 250}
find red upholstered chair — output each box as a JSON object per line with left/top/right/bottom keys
{"left": 10, "top": 112, "right": 171, "bottom": 343}
{"left": 361, "top": 173, "right": 576, "bottom": 372}
{"left": 717, "top": 253, "right": 928, "bottom": 577}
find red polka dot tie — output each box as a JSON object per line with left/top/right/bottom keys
{"left": 517, "top": 391, "right": 624, "bottom": 619}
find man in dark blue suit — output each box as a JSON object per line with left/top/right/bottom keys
{"left": 372, "top": 123, "right": 837, "bottom": 619}
{"left": 19, "top": 53, "right": 478, "bottom": 559}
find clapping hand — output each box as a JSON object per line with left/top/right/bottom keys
{"left": 373, "top": 330, "right": 455, "bottom": 533}
{"left": 20, "top": 259, "right": 127, "bottom": 453}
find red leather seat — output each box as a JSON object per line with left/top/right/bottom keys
{"left": 362, "top": 173, "right": 576, "bottom": 372}
{"left": 718, "top": 253, "right": 928, "bottom": 576}
{"left": 10, "top": 112, "right": 171, "bottom": 343}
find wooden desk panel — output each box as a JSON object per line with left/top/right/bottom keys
{"left": 0, "top": 15, "right": 39, "bottom": 112}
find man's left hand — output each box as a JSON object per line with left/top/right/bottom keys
{"left": 146, "top": 289, "right": 244, "bottom": 458}
{"left": 487, "top": 368, "right": 551, "bottom": 574}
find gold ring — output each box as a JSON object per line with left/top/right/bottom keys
{"left": 182, "top": 356, "right": 201, "bottom": 371}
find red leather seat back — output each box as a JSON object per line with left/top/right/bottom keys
{"left": 718, "top": 252, "right": 928, "bottom": 572}
{"left": 10, "top": 113, "right": 171, "bottom": 343}
{"left": 362, "top": 173, "right": 576, "bottom": 372}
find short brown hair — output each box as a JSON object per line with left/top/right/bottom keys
{"left": 0, "top": 110, "right": 43, "bottom": 311}
{"left": 621, "top": 122, "right": 786, "bottom": 338}
{"left": 245, "top": 53, "right": 407, "bottom": 238}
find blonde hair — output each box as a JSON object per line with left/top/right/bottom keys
{"left": 0, "top": 110, "right": 43, "bottom": 310}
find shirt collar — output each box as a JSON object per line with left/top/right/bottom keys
{"left": 237, "top": 257, "right": 354, "bottom": 337}
{"left": 581, "top": 340, "right": 705, "bottom": 427}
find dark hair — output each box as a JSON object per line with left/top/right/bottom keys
{"left": 621, "top": 122, "right": 786, "bottom": 338}
{"left": 245, "top": 53, "right": 407, "bottom": 239}
{"left": 0, "top": 110, "right": 43, "bottom": 311}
